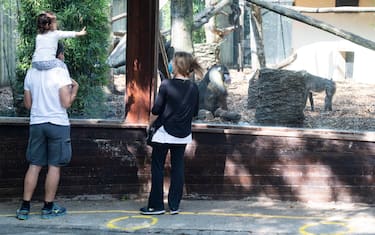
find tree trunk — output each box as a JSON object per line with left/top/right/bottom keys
{"left": 204, "top": 0, "right": 217, "bottom": 43}
{"left": 237, "top": 1, "right": 245, "bottom": 71}
{"left": 171, "top": 0, "right": 194, "bottom": 53}
{"left": 254, "top": 68, "right": 307, "bottom": 127}
{"left": 250, "top": 5, "right": 266, "bottom": 69}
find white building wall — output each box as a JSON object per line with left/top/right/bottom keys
{"left": 287, "top": 12, "right": 375, "bottom": 83}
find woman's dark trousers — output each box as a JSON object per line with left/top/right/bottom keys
{"left": 148, "top": 143, "right": 186, "bottom": 210}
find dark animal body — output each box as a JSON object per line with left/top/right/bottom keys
{"left": 198, "top": 64, "right": 230, "bottom": 112}
{"left": 302, "top": 71, "right": 336, "bottom": 111}
{"left": 197, "top": 64, "right": 241, "bottom": 122}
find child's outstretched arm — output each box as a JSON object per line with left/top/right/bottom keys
{"left": 76, "top": 27, "right": 87, "bottom": 37}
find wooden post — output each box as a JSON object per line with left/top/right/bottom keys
{"left": 250, "top": 5, "right": 266, "bottom": 69}
{"left": 125, "top": 0, "right": 159, "bottom": 124}
{"left": 158, "top": 32, "right": 171, "bottom": 80}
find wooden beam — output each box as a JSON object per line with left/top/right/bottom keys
{"left": 269, "top": 52, "right": 297, "bottom": 69}
{"left": 288, "top": 6, "right": 375, "bottom": 13}
{"left": 158, "top": 32, "right": 171, "bottom": 79}
{"left": 111, "top": 13, "right": 127, "bottom": 23}
{"left": 245, "top": 0, "right": 375, "bottom": 51}
{"left": 125, "top": 0, "right": 159, "bottom": 124}
{"left": 193, "top": 0, "right": 231, "bottom": 29}
{"left": 250, "top": 5, "right": 266, "bottom": 68}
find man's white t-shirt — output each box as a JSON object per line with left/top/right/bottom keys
{"left": 24, "top": 67, "right": 72, "bottom": 126}
{"left": 32, "top": 30, "right": 76, "bottom": 62}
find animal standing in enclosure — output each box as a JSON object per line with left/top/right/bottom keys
{"left": 302, "top": 71, "right": 336, "bottom": 111}
{"left": 197, "top": 64, "right": 241, "bottom": 122}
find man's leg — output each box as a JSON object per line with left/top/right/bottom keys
{"left": 41, "top": 165, "right": 66, "bottom": 218}
{"left": 40, "top": 124, "right": 68, "bottom": 218}
{"left": 23, "top": 164, "right": 42, "bottom": 201}
{"left": 44, "top": 165, "right": 60, "bottom": 202}
{"left": 16, "top": 164, "right": 42, "bottom": 220}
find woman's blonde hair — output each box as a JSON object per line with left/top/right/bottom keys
{"left": 172, "top": 51, "right": 203, "bottom": 78}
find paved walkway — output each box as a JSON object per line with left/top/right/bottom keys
{"left": 1, "top": 198, "right": 374, "bottom": 234}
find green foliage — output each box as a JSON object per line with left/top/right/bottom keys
{"left": 160, "top": 0, "right": 171, "bottom": 34}
{"left": 192, "top": 0, "right": 205, "bottom": 43}
{"left": 15, "top": 0, "right": 111, "bottom": 118}
{"left": 0, "top": 0, "right": 16, "bottom": 14}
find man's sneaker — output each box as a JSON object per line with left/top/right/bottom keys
{"left": 139, "top": 207, "right": 165, "bottom": 215}
{"left": 16, "top": 208, "right": 30, "bottom": 220}
{"left": 170, "top": 208, "right": 180, "bottom": 215}
{"left": 41, "top": 203, "right": 66, "bottom": 219}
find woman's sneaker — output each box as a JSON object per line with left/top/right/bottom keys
{"left": 139, "top": 207, "right": 165, "bottom": 215}
{"left": 16, "top": 208, "right": 30, "bottom": 220}
{"left": 170, "top": 208, "right": 180, "bottom": 215}
{"left": 41, "top": 203, "right": 66, "bottom": 219}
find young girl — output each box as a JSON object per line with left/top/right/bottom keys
{"left": 32, "top": 11, "right": 86, "bottom": 70}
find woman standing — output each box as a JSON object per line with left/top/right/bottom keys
{"left": 140, "top": 51, "right": 203, "bottom": 215}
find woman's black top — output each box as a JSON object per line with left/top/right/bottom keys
{"left": 152, "top": 78, "right": 199, "bottom": 138}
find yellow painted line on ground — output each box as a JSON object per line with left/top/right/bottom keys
{"left": 0, "top": 212, "right": 40, "bottom": 217}
{"left": 0, "top": 210, "right": 356, "bottom": 235}
{"left": 68, "top": 210, "right": 327, "bottom": 220}
{"left": 183, "top": 211, "right": 325, "bottom": 220}
{"left": 68, "top": 210, "right": 138, "bottom": 214}
{"left": 106, "top": 215, "right": 158, "bottom": 232}
{"left": 0, "top": 210, "right": 138, "bottom": 218}
{"left": 299, "top": 221, "right": 353, "bottom": 235}
{"left": 0, "top": 210, "right": 337, "bottom": 220}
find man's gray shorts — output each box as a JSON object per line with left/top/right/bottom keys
{"left": 26, "top": 123, "right": 71, "bottom": 167}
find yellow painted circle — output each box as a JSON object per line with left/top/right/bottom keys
{"left": 106, "top": 215, "right": 158, "bottom": 231}
{"left": 299, "top": 221, "right": 353, "bottom": 235}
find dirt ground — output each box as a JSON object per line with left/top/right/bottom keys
{"left": 226, "top": 69, "right": 375, "bottom": 131}
{"left": 1, "top": 69, "right": 375, "bottom": 132}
